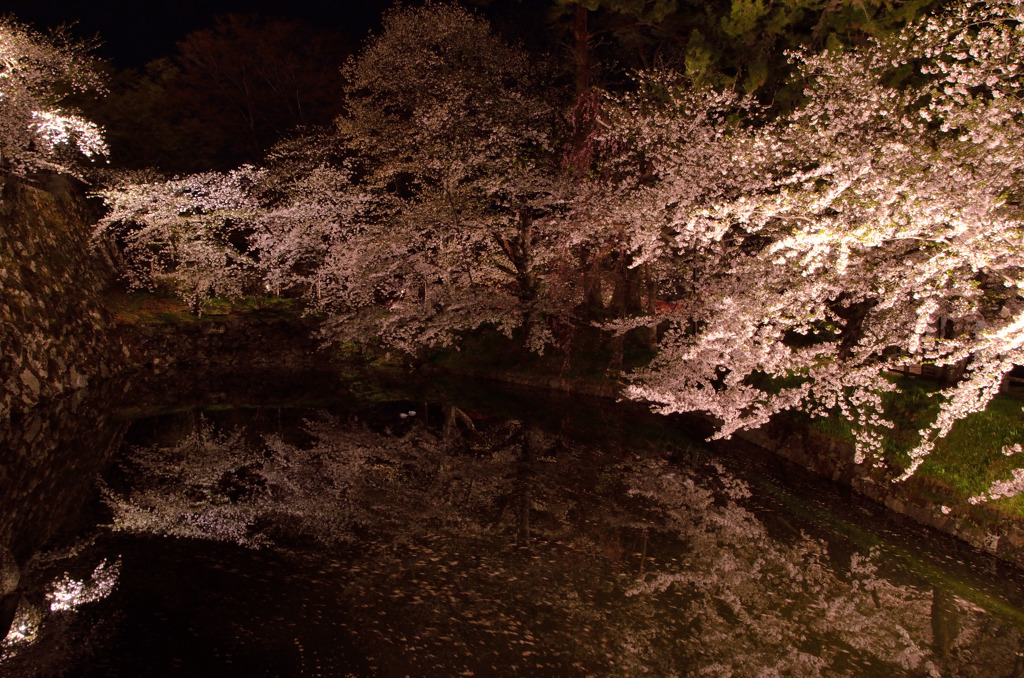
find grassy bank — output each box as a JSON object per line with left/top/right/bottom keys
{"left": 103, "top": 289, "right": 305, "bottom": 325}
{"left": 805, "top": 375, "right": 1024, "bottom": 520}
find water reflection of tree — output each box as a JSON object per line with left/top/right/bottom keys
{"left": 103, "top": 410, "right": 1024, "bottom": 676}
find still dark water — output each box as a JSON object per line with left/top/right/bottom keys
{"left": 4, "top": 372, "right": 1024, "bottom": 677}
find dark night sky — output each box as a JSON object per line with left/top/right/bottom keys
{"left": 2, "top": 0, "right": 396, "bottom": 67}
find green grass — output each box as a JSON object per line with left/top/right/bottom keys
{"left": 878, "top": 376, "right": 943, "bottom": 468}
{"left": 920, "top": 395, "right": 1024, "bottom": 514}
{"left": 806, "top": 375, "right": 1024, "bottom": 518}
{"left": 104, "top": 290, "right": 197, "bottom": 324}
{"left": 804, "top": 375, "right": 941, "bottom": 465}
{"left": 809, "top": 414, "right": 857, "bottom": 446}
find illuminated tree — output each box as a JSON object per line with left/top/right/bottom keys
{"left": 243, "top": 142, "right": 364, "bottom": 301}
{"left": 549, "top": 0, "right": 941, "bottom": 351}
{"left": 569, "top": 70, "right": 754, "bottom": 334}
{"left": 94, "top": 166, "right": 264, "bottom": 310}
{"left": 0, "top": 18, "right": 106, "bottom": 178}
{"left": 297, "top": 3, "right": 567, "bottom": 354}
{"left": 626, "top": 0, "right": 1024, "bottom": 475}
{"left": 96, "top": 4, "right": 571, "bottom": 342}
{"left": 91, "top": 0, "right": 1024, "bottom": 486}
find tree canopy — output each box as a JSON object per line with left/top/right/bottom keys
{"left": 0, "top": 18, "right": 106, "bottom": 178}
{"left": 92, "top": 0, "right": 1024, "bottom": 484}
{"left": 265, "top": 3, "right": 569, "bottom": 353}
{"left": 626, "top": 0, "right": 1024, "bottom": 473}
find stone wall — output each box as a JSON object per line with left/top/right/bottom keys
{"left": 0, "top": 176, "right": 120, "bottom": 420}
{"left": 0, "top": 174, "right": 129, "bottom": 637}
{"left": 0, "top": 378, "right": 131, "bottom": 639}
{"left": 114, "top": 313, "right": 335, "bottom": 409}
{"left": 732, "top": 417, "right": 1024, "bottom": 570}
{"left": 118, "top": 314, "right": 326, "bottom": 374}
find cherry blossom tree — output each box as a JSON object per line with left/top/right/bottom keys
{"left": 91, "top": 134, "right": 354, "bottom": 311}
{"left": 102, "top": 4, "right": 574, "bottom": 344}
{"left": 570, "top": 70, "right": 756, "bottom": 333}
{"left": 245, "top": 141, "right": 368, "bottom": 301}
{"left": 302, "top": 2, "right": 568, "bottom": 354}
{"left": 625, "top": 0, "right": 1024, "bottom": 476}
{"left": 0, "top": 18, "right": 107, "bottom": 178}
{"left": 94, "top": 166, "right": 264, "bottom": 311}
{"left": 89, "top": 0, "right": 1024, "bottom": 486}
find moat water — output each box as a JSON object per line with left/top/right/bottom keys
{"left": 3, "top": 370, "right": 1024, "bottom": 676}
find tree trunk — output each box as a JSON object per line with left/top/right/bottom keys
{"left": 566, "top": 3, "right": 600, "bottom": 176}
{"left": 516, "top": 421, "right": 542, "bottom": 544}
{"left": 443, "top": 405, "right": 476, "bottom": 451}
{"left": 579, "top": 244, "right": 605, "bottom": 318}
{"left": 515, "top": 207, "right": 544, "bottom": 351}
{"left": 572, "top": 2, "right": 591, "bottom": 96}
{"left": 636, "top": 261, "right": 658, "bottom": 350}
{"left": 931, "top": 585, "right": 960, "bottom": 656}
{"left": 935, "top": 316, "right": 968, "bottom": 385}
{"left": 832, "top": 296, "right": 878, "bottom": 361}
{"left": 607, "top": 254, "right": 656, "bottom": 368}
